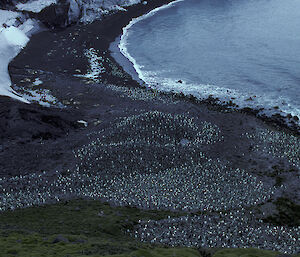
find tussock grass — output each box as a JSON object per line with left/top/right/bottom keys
{"left": 0, "top": 199, "right": 292, "bottom": 257}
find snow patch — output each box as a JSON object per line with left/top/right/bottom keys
{"left": 77, "top": 120, "right": 88, "bottom": 127}
{"left": 0, "top": 11, "right": 39, "bottom": 102}
{"left": 18, "top": 19, "right": 38, "bottom": 36}
{"left": 33, "top": 78, "right": 43, "bottom": 86}
{"left": 68, "top": 0, "right": 81, "bottom": 24}
{"left": 12, "top": 84, "right": 63, "bottom": 107}
{"left": 0, "top": 10, "right": 20, "bottom": 29}
{"left": 16, "top": 0, "right": 57, "bottom": 13}
{"left": 2, "top": 26, "right": 29, "bottom": 46}
{"left": 0, "top": 27, "right": 29, "bottom": 102}
{"left": 22, "top": 88, "right": 62, "bottom": 107}
{"left": 120, "top": 0, "right": 141, "bottom": 6}
{"left": 0, "top": 0, "right": 149, "bottom": 103}
{"left": 79, "top": 0, "right": 142, "bottom": 24}
{"left": 107, "top": 5, "right": 127, "bottom": 12}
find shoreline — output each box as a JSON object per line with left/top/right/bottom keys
{"left": 2, "top": 0, "right": 300, "bottom": 216}
{"left": 0, "top": 0, "right": 300, "bottom": 254}
{"left": 4, "top": 0, "right": 299, "bottom": 135}
{"left": 115, "top": 0, "right": 300, "bottom": 135}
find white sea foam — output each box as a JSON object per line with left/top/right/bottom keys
{"left": 136, "top": 71, "right": 300, "bottom": 119}
{"left": 118, "top": 0, "right": 300, "bottom": 126}
{"left": 118, "top": 0, "right": 184, "bottom": 82}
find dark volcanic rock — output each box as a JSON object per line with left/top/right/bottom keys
{"left": 0, "top": 0, "right": 14, "bottom": 8}
{"left": 52, "top": 235, "right": 69, "bottom": 244}
{"left": 0, "top": 96, "right": 78, "bottom": 142}
{"left": 0, "top": 0, "right": 30, "bottom": 9}
{"left": 1, "top": 0, "right": 80, "bottom": 28}
{"left": 31, "top": 0, "right": 71, "bottom": 29}
{"left": 0, "top": 96, "right": 82, "bottom": 177}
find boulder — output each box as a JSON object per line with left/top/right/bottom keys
{"left": 0, "top": 0, "right": 14, "bottom": 8}
{"left": 33, "top": 0, "right": 71, "bottom": 28}
{"left": 52, "top": 235, "right": 69, "bottom": 244}
{"left": 67, "top": 0, "right": 81, "bottom": 24}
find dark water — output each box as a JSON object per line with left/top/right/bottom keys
{"left": 119, "top": 0, "right": 300, "bottom": 119}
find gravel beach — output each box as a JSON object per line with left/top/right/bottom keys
{"left": 0, "top": 0, "right": 299, "bottom": 254}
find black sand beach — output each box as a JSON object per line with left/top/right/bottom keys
{"left": 0, "top": 0, "right": 299, "bottom": 255}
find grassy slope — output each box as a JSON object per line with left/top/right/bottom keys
{"left": 0, "top": 199, "right": 296, "bottom": 257}
{"left": 0, "top": 199, "right": 185, "bottom": 257}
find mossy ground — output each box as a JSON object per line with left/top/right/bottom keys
{"left": 0, "top": 199, "right": 184, "bottom": 257}
{"left": 0, "top": 199, "right": 296, "bottom": 257}
{"left": 212, "top": 248, "right": 280, "bottom": 257}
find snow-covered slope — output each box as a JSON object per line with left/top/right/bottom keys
{"left": 16, "top": 0, "right": 57, "bottom": 12}
{"left": 71, "top": 0, "right": 144, "bottom": 24}
{"left": 15, "top": 0, "right": 144, "bottom": 26}
{"left": 0, "top": 11, "right": 39, "bottom": 102}
{"left": 0, "top": 0, "right": 145, "bottom": 103}
{"left": 0, "top": 10, "right": 20, "bottom": 27}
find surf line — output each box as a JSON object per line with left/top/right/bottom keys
{"left": 118, "top": 0, "right": 185, "bottom": 84}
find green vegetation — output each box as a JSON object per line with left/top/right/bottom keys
{"left": 0, "top": 199, "right": 182, "bottom": 237}
{"left": 104, "top": 248, "right": 202, "bottom": 257}
{"left": 0, "top": 199, "right": 183, "bottom": 257}
{"left": 0, "top": 199, "right": 296, "bottom": 257}
{"left": 212, "top": 248, "right": 278, "bottom": 257}
{"left": 0, "top": 232, "right": 201, "bottom": 257}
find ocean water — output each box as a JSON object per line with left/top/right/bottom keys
{"left": 116, "top": 0, "right": 300, "bottom": 122}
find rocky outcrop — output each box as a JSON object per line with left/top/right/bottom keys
{"left": 34, "top": 0, "right": 81, "bottom": 28}
{"left": 2, "top": 0, "right": 142, "bottom": 29}
{"left": 67, "top": 0, "right": 81, "bottom": 24}
{"left": 0, "top": 97, "right": 78, "bottom": 143}
{"left": 0, "top": 0, "right": 14, "bottom": 8}
{"left": 0, "top": 0, "right": 31, "bottom": 9}
{"left": 31, "top": 0, "right": 74, "bottom": 28}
